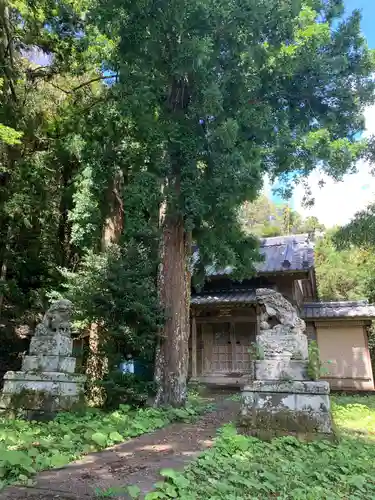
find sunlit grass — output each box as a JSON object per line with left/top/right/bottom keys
{"left": 332, "top": 394, "right": 375, "bottom": 439}
{"left": 149, "top": 394, "right": 375, "bottom": 499}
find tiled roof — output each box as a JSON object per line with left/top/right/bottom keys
{"left": 258, "top": 234, "right": 314, "bottom": 273}
{"left": 203, "top": 234, "right": 314, "bottom": 277}
{"left": 191, "top": 293, "right": 375, "bottom": 319}
{"left": 303, "top": 301, "right": 375, "bottom": 319}
{"left": 191, "top": 290, "right": 256, "bottom": 306}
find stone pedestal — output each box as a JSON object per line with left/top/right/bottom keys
{"left": 0, "top": 300, "right": 86, "bottom": 419}
{"left": 240, "top": 380, "right": 332, "bottom": 434}
{"left": 240, "top": 289, "right": 333, "bottom": 436}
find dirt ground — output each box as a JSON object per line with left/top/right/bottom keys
{"left": 1, "top": 391, "right": 240, "bottom": 500}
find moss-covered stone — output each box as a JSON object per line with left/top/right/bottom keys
{"left": 238, "top": 408, "right": 335, "bottom": 439}
{"left": 0, "top": 387, "right": 87, "bottom": 421}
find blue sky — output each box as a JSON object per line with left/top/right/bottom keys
{"left": 270, "top": 0, "right": 375, "bottom": 223}
{"left": 345, "top": 0, "right": 375, "bottom": 49}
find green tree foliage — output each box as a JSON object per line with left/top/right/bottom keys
{"left": 0, "top": 0, "right": 161, "bottom": 385}
{"left": 317, "top": 212, "right": 375, "bottom": 369}
{"left": 315, "top": 229, "right": 375, "bottom": 302}
{"left": 89, "top": 0, "right": 375, "bottom": 405}
{"left": 238, "top": 195, "right": 325, "bottom": 237}
{"left": 0, "top": 0, "right": 118, "bottom": 375}
{"left": 0, "top": 125, "right": 22, "bottom": 145}
{"left": 335, "top": 202, "right": 375, "bottom": 249}
{"left": 332, "top": 200, "right": 375, "bottom": 304}
{"left": 61, "top": 93, "right": 162, "bottom": 364}
{"left": 0, "top": 0, "right": 94, "bottom": 315}
{"left": 56, "top": 243, "right": 161, "bottom": 362}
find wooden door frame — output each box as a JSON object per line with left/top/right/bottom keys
{"left": 194, "top": 319, "right": 258, "bottom": 375}
{"left": 191, "top": 305, "right": 258, "bottom": 377}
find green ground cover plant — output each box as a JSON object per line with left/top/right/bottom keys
{"left": 146, "top": 395, "right": 375, "bottom": 500}
{"left": 0, "top": 394, "right": 208, "bottom": 489}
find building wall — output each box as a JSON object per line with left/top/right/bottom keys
{"left": 305, "top": 321, "right": 317, "bottom": 342}
{"left": 190, "top": 306, "right": 375, "bottom": 392}
{"left": 316, "top": 320, "right": 374, "bottom": 391}
{"left": 272, "top": 275, "right": 296, "bottom": 303}
{"left": 271, "top": 274, "right": 315, "bottom": 305}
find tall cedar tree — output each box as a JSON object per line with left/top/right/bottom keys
{"left": 0, "top": 0, "right": 116, "bottom": 316}
{"left": 0, "top": 0, "right": 90, "bottom": 316}
{"left": 92, "top": 0, "right": 375, "bottom": 406}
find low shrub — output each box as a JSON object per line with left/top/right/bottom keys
{"left": 98, "top": 371, "right": 156, "bottom": 410}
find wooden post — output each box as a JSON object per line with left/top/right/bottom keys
{"left": 192, "top": 312, "right": 197, "bottom": 379}
{"left": 230, "top": 321, "right": 236, "bottom": 372}
{"left": 256, "top": 304, "right": 260, "bottom": 336}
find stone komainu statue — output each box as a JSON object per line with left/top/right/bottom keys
{"left": 35, "top": 299, "right": 73, "bottom": 337}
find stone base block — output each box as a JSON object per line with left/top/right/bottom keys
{"left": 22, "top": 355, "right": 76, "bottom": 374}
{"left": 0, "top": 371, "right": 86, "bottom": 418}
{"left": 239, "top": 408, "right": 332, "bottom": 437}
{"left": 29, "top": 334, "right": 73, "bottom": 356}
{"left": 244, "top": 380, "right": 330, "bottom": 394}
{"left": 240, "top": 380, "right": 332, "bottom": 434}
{"left": 1, "top": 371, "right": 86, "bottom": 396}
{"left": 0, "top": 392, "right": 84, "bottom": 415}
{"left": 255, "top": 360, "right": 308, "bottom": 381}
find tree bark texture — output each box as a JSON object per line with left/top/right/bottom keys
{"left": 101, "top": 170, "right": 124, "bottom": 250}
{"left": 155, "top": 211, "right": 191, "bottom": 407}
{"left": 86, "top": 170, "right": 124, "bottom": 404}
{"left": 85, "top": 322, "right": 108, "bottom": 405}
{"left": 154, "top": 76, "right": 192, "bottom": 407}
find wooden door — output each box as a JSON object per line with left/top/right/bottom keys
{"left": 211, "top": 322, "right": 232, "bottom": 373}
{"left": 233, "top": 322, "right": 256, "bottom": 373}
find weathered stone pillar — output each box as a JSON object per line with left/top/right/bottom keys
{"left": 240, "top": 289, "right": 332, "bottom": 436}
{"left": 0, "top": 300, "right": 86, "bottom": 419}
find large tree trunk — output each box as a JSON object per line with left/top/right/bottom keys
{"left": 86, "top": 169, "right": 125, "bottom": 405}
{"left": 154, "top": 76, "right": 192, "bottom": 407}
{"left": 101, "top": 170, "right": 124, "bottom": 250}
{"left": 155, "top": 210, "right": 191, "bottom": 407}
{"left": 85, "top": 322, "right": 108, "bottom": 406}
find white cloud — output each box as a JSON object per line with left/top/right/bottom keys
{"left": 293, "top": 105, "right": 375, "bottom": 228}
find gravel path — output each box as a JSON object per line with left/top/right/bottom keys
{"left": 1, "top": 392, "right": 240, "bottom": 500}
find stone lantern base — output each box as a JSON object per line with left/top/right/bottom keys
{"left": 240, "top": 380, "right": 332, "bottom": 436}
{"left": 0, "top": 371, "right": 86, "bottom": 419}
{"left": 239, "top": 289, "right": 333, "bottom": 438}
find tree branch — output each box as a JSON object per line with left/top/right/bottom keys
{"left": 48, "top": 74, "right": 117, "bottom": 95}
{"left": 49, "top": 82, "right": 70, "bottom": 95}
{"left": 70, "top": 74, "right": 118, "bottom": 92}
